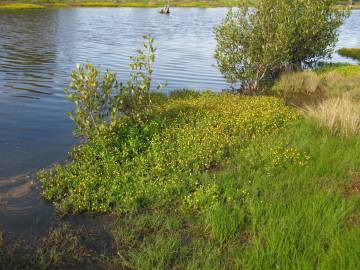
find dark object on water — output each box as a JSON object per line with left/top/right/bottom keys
{"left": 160, "top": 5, "right": 170, "bottom": 14}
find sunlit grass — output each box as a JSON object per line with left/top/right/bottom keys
{"left": 304, "top": 96, "right": 360, "bottom": 137}
{"left": 338, "top": 48, "right": 360, "bottom": 61}
{"left": 0, "top": 3, "right": 46, "bottom": 9}
{"left": 317, "top": 63, "right": 360, "bottom": 76}
{"left": 73, "top": 1, "right": 120, "bottom": 7}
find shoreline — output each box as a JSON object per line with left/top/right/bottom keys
{"left": 0, "top": 2, "right": 359, "bottom": 9}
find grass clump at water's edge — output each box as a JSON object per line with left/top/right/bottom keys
{"left": 338, "top": 48, "right": 360, "bottom": 61}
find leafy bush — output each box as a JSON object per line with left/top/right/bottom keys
{"left": 338, "top": 48, "right": 360, "bottom": 61}
{"left": 304, "top": 96, "right": 360, "bottom": 136}
{"left": 65, "top": 35, "right": 159, "bottom": 139}
{"left": 214, "top": 0, "right": 347, "bottom": 92}
{"left": 39, "top": 94, "right": 296, "bottom": 213}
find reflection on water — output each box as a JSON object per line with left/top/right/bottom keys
{"left": 0, "top": 8, "right": 359, "bottom": 234}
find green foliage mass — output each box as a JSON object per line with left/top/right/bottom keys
{"left": 65, "top": 35, "right": 159, "bottom": 139}
{"left": 39, "top": 92, "right": 296, "bottom": 213}
{"left": 338, "top": 48, "right": 360, "bottom": 61}
{"left": 214, "top": 0, "right": 348, "bottom": 92}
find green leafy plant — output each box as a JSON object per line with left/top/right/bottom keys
{"left": 39, "top": 93, "right": 296, "bottom": 213}
{"left": 214, "top": 0, "right": 348, "bottom": 92}
{"left": 65, "top": 35, "right": 160, "bottom": 139}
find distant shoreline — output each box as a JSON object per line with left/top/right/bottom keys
{"left": 0, "top": 1, "right": 237, "bottom": 10}
{"left": 0, "top": 1, "right": 359, "bottom": 10}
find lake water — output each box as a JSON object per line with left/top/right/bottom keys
{"left": 0, "top": 8, "right": 359, "bottom": 234}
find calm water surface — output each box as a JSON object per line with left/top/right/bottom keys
{"left": 0, "top": 8, "right": 359, "bottom": 234}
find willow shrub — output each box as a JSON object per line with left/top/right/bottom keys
{"left": 214, "top": 0, "right": 348, "bottom": 92}
{"left": 65, "top": 35, "right": 160, "bottom": 139}
{"left": 39, "top": 93, "right": 297, "bottom": 213}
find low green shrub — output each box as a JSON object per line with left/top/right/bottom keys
{"left": 338, "top": 48, "right": 360, "bottom": 61}
{"left": 65, "top": 35, "right": 160, "bottom": 139}
{"left": 39, "top": 94, "right": 296, "bottom": 213}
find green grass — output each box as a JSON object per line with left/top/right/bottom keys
{"left": 105, "top": 115, "right": 360, "bottom": 269}
{"left": 317, "top": 63, "right": 360, "bottom": 75}
{"left": 338, "top": 48, "right": 360, "bottom": 62}
{"left": 0, "top": 3, "right": 46, "bottom": 9}
{"left": 0, "top": 224, "right": 105, "bottom": 269}
{"left": 74, "top": 1, "right": 120, "bottom": 7}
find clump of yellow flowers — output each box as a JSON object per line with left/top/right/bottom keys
{"left": 39, "top": 91, "right": 301, "bottom": 213}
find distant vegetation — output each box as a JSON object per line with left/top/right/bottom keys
{"left": 0, "top": 0, "right": 358, "bottom": 9}
{"left": 0, "top": 0, "right": 245, "bottom": 9}
{"left": 338, "top": 48, "right": 360, "bottom": 61}
{"left": 0, "top": 3, "right": 45, "bottom": 8}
